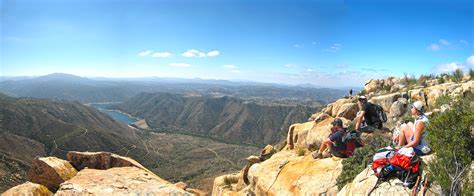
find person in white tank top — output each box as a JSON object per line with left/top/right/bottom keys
{"left": 396, "top": 101, "right": 431, "bottom": 155}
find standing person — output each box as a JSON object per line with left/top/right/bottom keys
{"left": 355, "top": 96, "right": 383, "bottom": 132}
{"left": 396, "top": 101, "right": 431, "bottom": 155}
{"left": 349, "top": 89, "right": 353, "bottom": 97}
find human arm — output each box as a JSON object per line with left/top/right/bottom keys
{"left": 355, "top": 111, "right": 365, "bottom": 130}
{"left": 403, "top": 122, "right": 424, "bottom": 148}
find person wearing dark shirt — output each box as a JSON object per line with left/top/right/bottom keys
{"left": 312, "top": 118, "right": 348, "bottom": 159}
{"left": 355, "top": 96, "right": 381, "bottom": 132}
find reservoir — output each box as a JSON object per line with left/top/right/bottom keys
{"left": 88, "top": 103, "right": 139, "bottom": 125}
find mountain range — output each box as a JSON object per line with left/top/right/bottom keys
{"left": 0, "top": 73, "right": 347, "bottom": 105}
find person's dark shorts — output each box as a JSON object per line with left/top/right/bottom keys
{"left": 330, "top": 145, "right": 348, "bottom": 158}
{"left": 358, "top": 125, "right": 376, "bottom": 133}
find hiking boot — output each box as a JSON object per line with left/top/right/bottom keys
{"left": 322, "top": 151, "right": 332, "bottom": 158}
{"left": 312, "top": 151, "right": 322, "bottom": 159}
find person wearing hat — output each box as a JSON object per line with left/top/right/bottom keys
{"left": 312, "top": 118, "right": 349, "bottom": 159}
{"left": 355, "top": 95, "right": 382, "bottom": 132}
{"left": 396, "top": 101, "right": 431, "bottom": 155}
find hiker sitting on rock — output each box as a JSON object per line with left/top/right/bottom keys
{"left": 312, "top": 118, "right": 357, "bottom": 159}
{"left": 355, "top": 96, "right": 383, "bottom": 133}
{"left": 395, "top": 101, "right": 431, "bottom": 155}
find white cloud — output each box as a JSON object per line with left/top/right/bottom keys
{"left": 182, "top": 49, "right": 199, "bottom": 57}
{"left": 293, "top": 44, "right": 302, "bottom": 48}
{"left": 222, "top": 65, "right": 237, "bottom": 69}
{"left": 283, "top": 64, "right": 297, "bottom": 68}
{"left": 431, "top": 55, "right": 474, "bottom": 74}
{"left": 151, "top": 52, "right": 172, "bottom": 58}
{"left": 182, "top": 49, "right": 219, "bottom": 57}
{"left": 324, "top": 43, "right": 342, "bottom": 52}
{"left": 207, "top": 50, "right": 220, "bottom": 57}
{"left": 466, "top": 55, "right": 474, "bottom": 67}
{"left": 431, "top": 62, "right": 465, "bottom": 73}
{"left": 311, "top": 41, "right": 317, "bottom": 45}
{"left": 169, "top": 63, "right": 191, "bottom": 67}
{"left": 427, "top": 43, "right": 440, "bottom": 51}
{"left": 138, "top": 50, "right": 152, "bottom": 56}
{"left": 222, "top": 64, "right": 241, "bottom": 73}
{"left": 439, "top": 39, "right": 450, "bottom": 46}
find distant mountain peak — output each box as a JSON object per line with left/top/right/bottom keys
{"left": 36, "top": 73, "right": 87, "bottom": 81}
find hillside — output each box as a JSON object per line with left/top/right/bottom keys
{"left": 113, "top": 92, "right": 320, "bottom": 146}
{"left": 0, "top": 94, "right": 259, "bottom": 193}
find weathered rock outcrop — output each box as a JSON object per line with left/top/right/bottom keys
{"left": 335, "top": 103, "right": 359, "bottom": 120}
{"left": 4, "top": 152, "right": 196, "bottom": 195}
{"left": 213, "top": 151, "right": 343, "bottom": 195}
{"left": 67, "top": 151, "right": 154, "bottom": 175}
{"left": 1, "top": 182, "right": 52, "bottom": 196}
{"left": 27, "top": 157, "right": 78, "bottom": 192}
{"left": 338, "top": 167, "right": 442, "bottom": 196}
{"left": 287, "top": 117, "right": 349, "bottom": 150}
{"left": 211, "top": 76, "right": 472, "bottom": 196}
{"left": 365, "top": 79, "right": 384, "bottom": 94}
{"left": 56, "top": 167, "right": 190, "bottom": 195}
{"left": 389, "top": 100, "right": 406, "bottom": 118}
{"left": 370, "top": 92, "right": 401, "bottom": 112}
{"left": 247, "top": 152, "right": 342, "bottom": 195}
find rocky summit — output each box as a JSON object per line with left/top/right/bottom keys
{"left": 2, "top": 151, "right": 199, "bottom": 196}
{"left": 212, "top": 75, "right": 473, "bottom": 195}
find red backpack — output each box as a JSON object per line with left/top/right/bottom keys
{"left": 369, "top": 147, "right": 421, "bottom": 195}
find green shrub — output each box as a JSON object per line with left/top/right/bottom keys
{"left": 438, "top": 75, "right": 446, "bottom": 84}
{"left": 336, "top": 133, "right": 391, "bottom": 190}
{"left": 426, "top": 94, "right": 473, "bottom": 195}
{"left": 451, "top": 69, "right": 464, "bottom": 83}
{"left": 297, "top": 147, "right": 306, "bottom": 156}
{"left": 434, "top": 95, "right": 453, "bottom": 108}
{"left": 469, "top": 68, "right": 474, "bottom": 80}
{"left": 419, "top": 74, "right": 431, "bottom": 86}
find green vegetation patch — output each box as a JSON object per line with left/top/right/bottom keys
{"left": 426, "top": 94, "right": 473, "bottom": 195}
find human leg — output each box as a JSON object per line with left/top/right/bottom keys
{"left": 398, "top": 122, "right": 414, "bottom": 146}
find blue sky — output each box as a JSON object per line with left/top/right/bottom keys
{"left": 1, "top": 0, "right": 473, "bottom": 87}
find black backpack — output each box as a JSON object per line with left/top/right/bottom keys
{"left": 373, "top": 104, "right": 388, "bottom": 123}
{"left": 366, "top": 103, "right": 387, "bottom": 128}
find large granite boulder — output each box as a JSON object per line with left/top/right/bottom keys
{"left": 389, "top": 101, "right": 406, "bottom": 118}
{"left": 370, "top": 92, "right": 401, "bottom": 112}
{"left": 27, "top": 157, "right": 78, "bottom": 192}
{"left": 247, "top": 151, "right": 342, "bottom": 195}
{"left": 55, "top": 167, "right": 191, "bottom": 195}
{"left": 1, "top": 182, "right": 52, "bottom": 196}
{"left": 287, "top": 117, "right": 350, "bottom": 150}
{"left": 365, "top": 79, "right": 383, "bottom": 94}
{"left": 66, "top": 151, "right": 154, "bottom": 175}
{"left": 335, "top": 103, "right": 359, "bottom": 120}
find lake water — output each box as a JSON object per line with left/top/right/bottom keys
{"left": 88, "top": 103, "right": 138, "bottom": 125}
